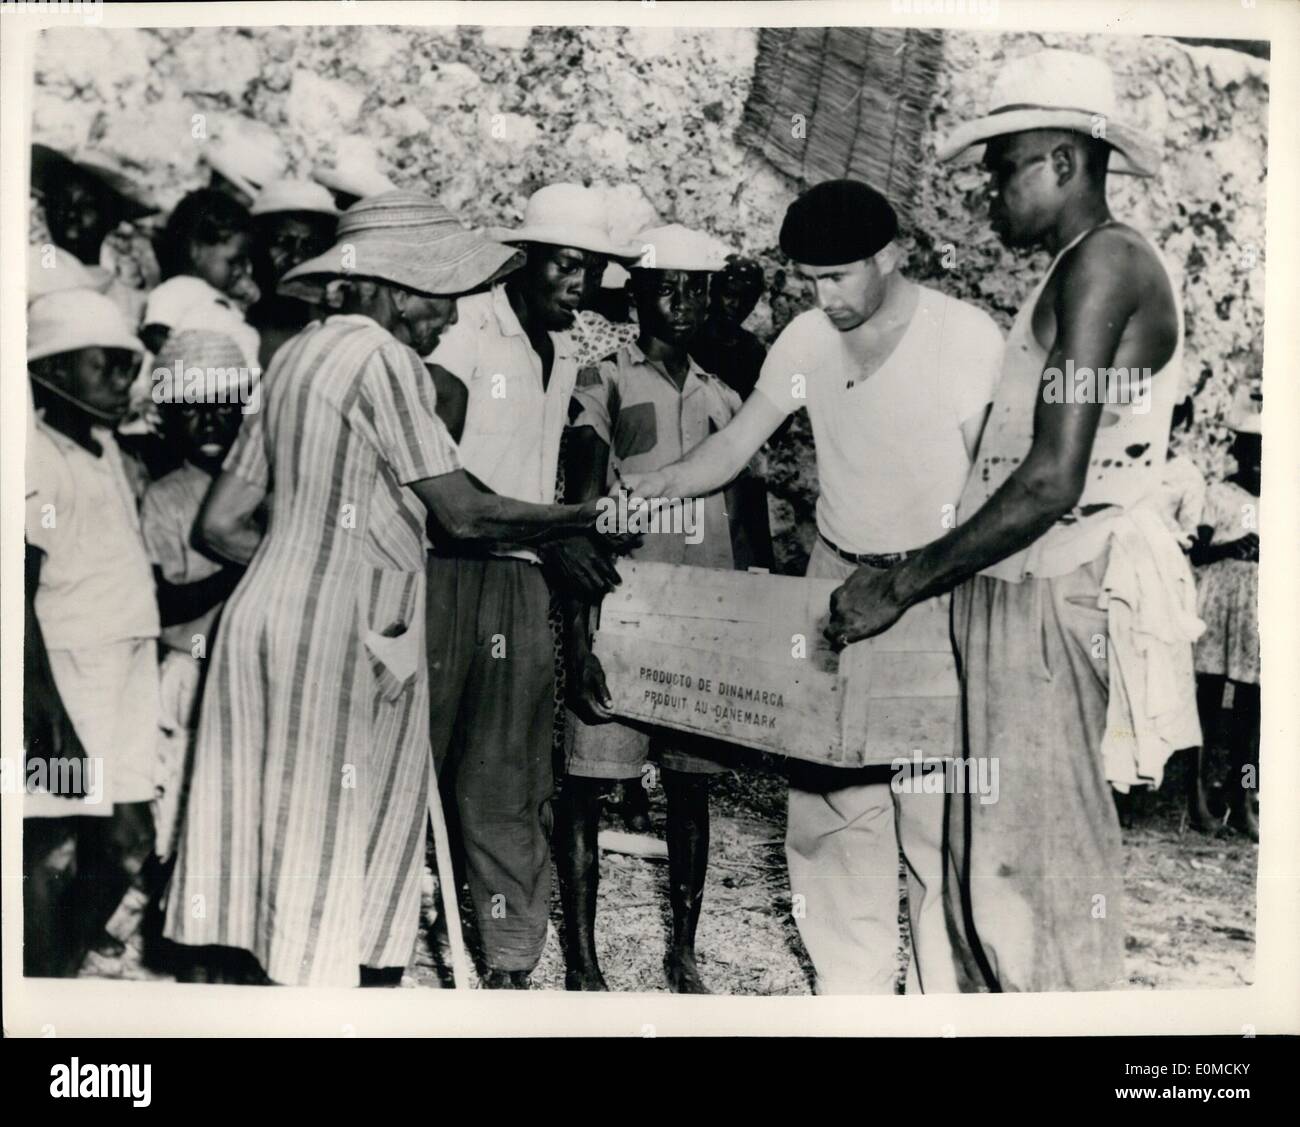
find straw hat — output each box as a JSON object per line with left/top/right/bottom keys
{"left": 250, "top": 179, "right": 341, "bottom": 218}
{"left": 632, "top": 224, "right": 730, "bottom": 273}
{"left": 936, "top": 50, "right": 1160, "bottom": 178}
{"left": 31, "top": 143, "right": 158, "bottom": 219}
{"left": 28, "top": 289, "right": 143, "bottom": 361}
{"left": 27, "top": 244, "right": 97, "bottom": 301}
{"left": 280, "top": 190, "right": 524, "bottom": 300}
{"left": 151, "top": 329, "right": 255, "bottom": 404}
{"left": 487, "top": 183, "right": 641, "bottom": 259}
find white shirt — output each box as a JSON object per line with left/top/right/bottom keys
{"left": 144, "top": 275, "right": 261, "bottom": 370}
{"left": 428, "top": 285, "right": 580, "bottom": 561}
{"left": 755, "top": 286, "right": 1004, "bottom": 555}
{"left": 25, "top": 419, "right": 159, "bottom": 649}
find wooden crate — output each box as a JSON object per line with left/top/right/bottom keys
{"left": 592, "top": 560, "right": 958, "bottom": 768}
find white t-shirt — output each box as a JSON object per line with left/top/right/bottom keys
{"left": 25, "top": 420, "right": 160, "bottom": 649}
{"left": 755, "top": 286, "right": 1004, "bottom": 555}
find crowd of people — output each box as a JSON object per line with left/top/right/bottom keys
{"left": 23, "top": 47, "right": 1259, "bottom": 994}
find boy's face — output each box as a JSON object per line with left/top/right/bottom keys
{"left": 167, "top": 400, "right": 245, "bottom": 473}
{"left": 260, "top": 213, "right": 336, "bottom": 281}
{"left": 634, "top": 269, "right": 709, "bottom": 345}
{"left": 709, "top": 273, "right": 761, "bottom": 329}
{"left": 47, "top": 346, "right": 138, "bottom": 423}
{"left": 189, "top": 230, "right": 254, "bottom": 299}
{"left": 520, "top": 245, "right": 597, "bottom": 331}
{"left": 45, "top": 175, "right": 116, "bottom": 265}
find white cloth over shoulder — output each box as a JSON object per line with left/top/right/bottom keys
{"left": 1099, "top": 508, "right": 1205, "bottom": 791}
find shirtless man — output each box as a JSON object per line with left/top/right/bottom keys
{"left": 821, "top": 50, "right": 1192, "bottom": 991}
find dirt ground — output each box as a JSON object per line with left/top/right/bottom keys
{"left": 81, "top": 744, "right": 1257, "bottom": 994}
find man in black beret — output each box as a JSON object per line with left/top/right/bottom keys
{"left": 624, "top": 179, "right": 1005, "bottom": 994}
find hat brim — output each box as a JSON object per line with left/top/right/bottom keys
{"left": 313, "top": 168, "right": 397, "bottom": 200}
{"left": 251, "top": 201, "right": 341, "bottom": 219}
{"left": 487, "top": 223, "right": 642, "bottom": 261}
{"left": 936, "top": 109, "right": 1159, "bottom": 177}
{"left": 280, "top": 231, "right": 524, "bottom": 302}
{"left": 31, "top": 144, "right": 157, "bottom": 219}
{"left": 28, "top": 329, "right": 144, "bottom": 363}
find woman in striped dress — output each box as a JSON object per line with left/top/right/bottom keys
{"left": 163, "top": 192, "right": 613, "bottom": 986}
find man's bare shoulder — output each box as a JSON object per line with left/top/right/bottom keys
{"left": 1056, "top": 222, "right": 1170, "bottom": 307}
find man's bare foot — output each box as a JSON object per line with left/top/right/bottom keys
{"left": 664, "top": 950, "right": 710, "bottom": 994}
{"left": 564, "top": 966, "right": 609, "bottom": 991}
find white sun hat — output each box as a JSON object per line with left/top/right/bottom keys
{"left": 28, "top": 289, "right": 143, "bottom": 362}
{"left": 250, "top": 178, "right": 341, "bottom": 218}
{"left": 27, "top": 245, "right": 97, "bottom": 301}
{"left": 936, "top": 49, "right": 1160, "bottom": 178}
{"left": 632, "top": 224, "right": 730, "bottom": 272}
{"left": 487, "top": 183, "right": 641, "bottom": 259}
{"left": 204, "top": 131, "right": 289, "bottom": 200}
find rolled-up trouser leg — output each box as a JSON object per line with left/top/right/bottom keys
{"left": 948, "top": 553, "right": 1124, "bottom": 992}
{"left": 452, "top": 559, "right": 556, "bottom": 974}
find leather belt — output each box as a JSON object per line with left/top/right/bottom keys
{"left": 818, "top": 532, "right": 916, "bottom": 570}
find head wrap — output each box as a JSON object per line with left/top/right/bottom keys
{"left": 778, "top": 180, "right": 898, "bottom": 266}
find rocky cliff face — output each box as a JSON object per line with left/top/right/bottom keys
{"left": 30, "top": 24, "right": 1268, "bottom": 573}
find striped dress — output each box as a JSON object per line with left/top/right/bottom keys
{"left": 163, "top": 314, "right": 460, "bottom": 987}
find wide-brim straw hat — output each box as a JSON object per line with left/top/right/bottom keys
{"left": 935, "top": 50, "right": 1160, "bottom": 178}
{"left": 486, "top": 182, "right": 642, "bottom": 259}
{"left": 31, "top": 143, "right": 158, "bottom": 219}
{"left": 250, "top": 179, "right": 340, "bottom": 218}
{"left": 631, "top": 224, "right": 730, "bottom": 273}
{"left": 280, "top": 189, "right": 524, "bottom": 300}
{"left": 28, "top": 289, "right": 144, "bottom": 361}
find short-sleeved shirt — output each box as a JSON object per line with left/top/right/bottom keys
{"left": 755, "top": 286, "right": 1004, "bottom": 555}
{"left": 569, "top": 341, "right": 744, "bottom": 569}
{"left": 222, "top": 313, "right": 461, "bottom": 572}
{"left": 141, "top": 461, "right": 224, "bottom": 653}
{"left": 25, "top": 419, "right": 159, "bottom": 649}
{"left": 427, "top": 285, "right": 580, "bottom": 562}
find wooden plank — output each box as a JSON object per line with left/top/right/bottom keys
{"left": 592, "top": 561, "right": 959, "bottom": 767}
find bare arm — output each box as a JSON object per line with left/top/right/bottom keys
{"left": 411, "top": 468, "right": 601, "bottom": 545}
{"left": 623, "top": 390, "right": 788, "bottom": 499}
{"left": 830, "top": 234, "right": 1135, "bottom": 643}
{"left": 195, "top": 470, "right": 268, "bottom": 566}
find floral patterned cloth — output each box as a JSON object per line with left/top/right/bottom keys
{"left": 1193, "top": 480, "right": 1259, "bottom": 683}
